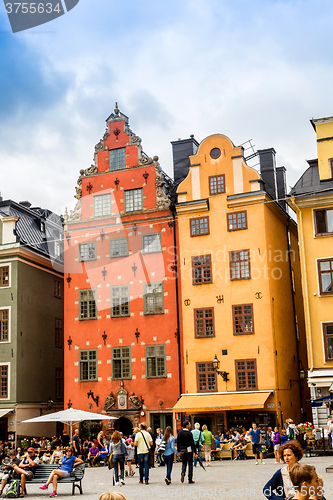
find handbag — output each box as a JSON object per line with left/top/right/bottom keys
{"left": 108, "top": 452, "right": 113, "bottom": 469}
{"left": 120, "top": 441, "right": 127, "bottom": 455}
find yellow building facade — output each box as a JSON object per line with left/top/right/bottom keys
{"left": 289, "top": 116, "right": 333, "bottom": 427}
{"left": 173, "top": 133, "right": 308, "bottom": 433}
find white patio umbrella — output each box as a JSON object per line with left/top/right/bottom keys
{"left": 23, "top": 408, "right": 117, "bottom": 439}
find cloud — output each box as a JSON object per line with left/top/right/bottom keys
{"left": 0, "top": 0, "right": 333, "bottom": 213}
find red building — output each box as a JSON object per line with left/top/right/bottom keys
{"left": 63, "top": 105, "right": 180, "bottom": 437}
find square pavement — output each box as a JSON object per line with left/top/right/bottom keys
{"left": 23, "top": 457, "right": 333, "bottom": 500}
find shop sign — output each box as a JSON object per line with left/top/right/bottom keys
{"left": 267, "top": 403, "right": 275, "bottom": 409}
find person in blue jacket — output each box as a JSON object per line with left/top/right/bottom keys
{"left": 263, "top": 441, "right": 303, "bottom": 500}
{"left": 163, "top": 426, "right": 177, "bottom": 485}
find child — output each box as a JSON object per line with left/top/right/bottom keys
{"left": 99, "top": 493, "right": 128, "bottom": 500}
{"left": 280, "top": 429, "right": 288, "bottom": 445}
{"left": 126, "top": 438, "right": 135, "bottom": 477}
{"left": 272, "top": 426, "right": 281, "bottom": 464}
{"left": 288, "top": 463, "right": 319, "bottom": 500}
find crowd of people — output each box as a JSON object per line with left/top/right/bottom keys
{"left": 0, "top": 416, "right": 327, "bottom": 497}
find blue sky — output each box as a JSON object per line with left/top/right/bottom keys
{"left": 0, "top": 0, "right": 333, "bottom": 214}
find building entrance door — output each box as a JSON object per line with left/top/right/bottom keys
{"left": 150, "top": 413, "right": 173, "bottom": 433}
{"left": 115, "top": 417, "right": 133, "bottom": 437}
{"left": 0, "top": 419, "right": 7, "bottom": 442}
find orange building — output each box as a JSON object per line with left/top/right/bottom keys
{"left": 172, "top": 134, "right": 309, "bottom": 432}
{"left": 63, "top": 105, "right": 180, "bottom": 436}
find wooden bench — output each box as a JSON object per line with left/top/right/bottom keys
{"left": 8, "top": 464, "right": 86, "bottom": 495}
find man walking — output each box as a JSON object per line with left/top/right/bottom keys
{"left": 134, "top": 423, "right": 153, "bottom": 485}
{"left": 250, "top": 422, "right": 265, "bottom": 465}
{"left": 177, "top": 420, "right": 197, "bottom": 484}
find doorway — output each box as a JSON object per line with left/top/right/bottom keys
{"left": 0, "top": 419, "right": 7, "bottom": 442}
{"left": 150, "top": 413, "right": 173, "bottom": 434}
{"left": 114, "top": 417, "right": 133, "bottom": 437}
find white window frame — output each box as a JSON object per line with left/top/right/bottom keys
{"left": 0, "top": 306, "right": 11, "bottom": 344}
{"left": 142, "top": 234, "right": 162, "bottom": 253}
{"left": 0, "top": 362, "right": 10, "bottom": 400}
{"left": 94, "top": 194, "right": 111, "bottom": 217}
{"left": 125, "top": 189, "right": 143, "bottom": 213}
{"left": 0, "top": 263, "right": 11, "bottom": 289}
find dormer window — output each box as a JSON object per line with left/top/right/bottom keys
{"left": 109, "top": 148, "right": 126, "bottom": 171}
{"left": 41, "top": 221, "right": 45, "bottom": 233}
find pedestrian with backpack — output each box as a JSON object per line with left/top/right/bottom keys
{"left": 0, "top": 449, "right": 20, "bottom": 496}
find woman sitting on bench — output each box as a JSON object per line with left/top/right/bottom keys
{"left": 39, "top": 447, "right": 83, "bottom": 498}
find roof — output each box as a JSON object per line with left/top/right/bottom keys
{"left": 290, "top": 159, "right": 333, "bottom": 197}
{"left": 0, "top": 200, "right": 63, "bottom": 263}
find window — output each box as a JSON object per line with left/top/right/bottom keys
{"left": 110, "top": 238, "right": 128, "bottom": 258}
{"left": 79, "top": 243, "right": 96, "bottom": 261}
{"left": 330, "top": 158, "right": 333, "bottom": 178}
{"left": 194, "top": 308, "right": 214, "bottom": 337}
{"left": 192, "top": 255, "right": 212, "bottom": 284}
{"left": 227, "top": 211, "right": 247, "bottom": 231}
{"left": 94, "top": 194, "right": 111, "bottom": 217}
{"left": 315, "top": 208, "right": 333, "bottom": 236}
{"left": 318, "top": 258, "right": 333, "bottom": 295}
{"left": 55, "top": 318, "right": 62, "bottom": 347}
{"left": 55, "top": 368, "right": 63, "bottom": 398}
{"left": 41, "top": 221, "right": 45, "bottom": 233}
{"left": 109, "top": 148, "right": 126, "bottom": 171}
{"left": 111, "top": 286, "right": 130, "bottom": 317}
{"left": 79, "top": 289, "right": 97, "bottom": 320}
{"left": 230, "top": 250, "right": 250, "bottom": 280}
{"left": 0, "top": 266, "right": 9, "bottom": 287}
{"left": 196, "top": 362, "right": 216, "bottom": 392}
{"left": 209, "top": 175, "right": 225, "bottom": 195}
{"left": 210, "top": 148, "right": 221, "bottom": 159}
{"left": 54, "top": 240, "right": 61, "bottom": 258}
{"left": 232, "top": 304, "right": 254, "bottom": 335}
{"left": 323, "top": 323, "right": 333, "bottom": 361}
{"left": 112, "top": 347, "right": 131, "bottom": 379}
{"left": 0, "top": 365, "right": 8, "bottom": 398}
{"left": 142, "top": 234, "right": 162, "bottom": 253}
{"left": 125, "top": 189, "right": 143, "bottom": 212}
{"left": 235, "top": 359, "right": 257, "bottom": 390}
{"left": 190, "top": 217, "right": 209, "bottom": 236}
{"left": 0, "top": 310, "right": 8, "bottom": 342}
{"left": 146, "top": 345, "right": 166, "bottom": 378}
{"left": 79, "top": 350, "right": 97, "bottom": 381}
{"left": 144, "top": 282, "right": 164, "bottom": 314}
{"left": 54, "top": 280, "right": 61, "bottom": 298}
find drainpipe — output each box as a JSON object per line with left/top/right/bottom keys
{"left": 286, "top": 220, "right": 304, "bottom": 421}
{"left": 172, "top": 208, "right": 182, "bottom": 398}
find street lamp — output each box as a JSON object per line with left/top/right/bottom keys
{"left": 212, "top": 354, "right": 229, "bottom": 382}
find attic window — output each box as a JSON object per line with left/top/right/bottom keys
{"left": 41, "top": 222, "right": 45, "bottom": 233}
{"left": 210, "top": 148, "right": 221, "bottom": 159}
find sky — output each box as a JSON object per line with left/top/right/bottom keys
{"left": 0, "top": 0, "right": 332, "bottom": 215}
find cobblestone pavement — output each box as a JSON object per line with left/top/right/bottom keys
{"left": 23, "top": 457, "right": 333, "bottom": 500}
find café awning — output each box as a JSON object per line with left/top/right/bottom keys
{"left": 173, "top": 392, "right": 271, "bottom": 413}
{"left": 0, "top": 409, "right": 14, "bottom": 418}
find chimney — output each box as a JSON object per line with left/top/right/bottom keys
{"left": 171, "top": 135, "right": 199, "bottom": 184}
{"left": 258, "top": 148, "right": 277, "bottom": 200}
{"left": 276, "top": 166, "right": 287, "bottom": 212}
{"left": 19, "top": 201, "right": 31, "bottom": 208}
